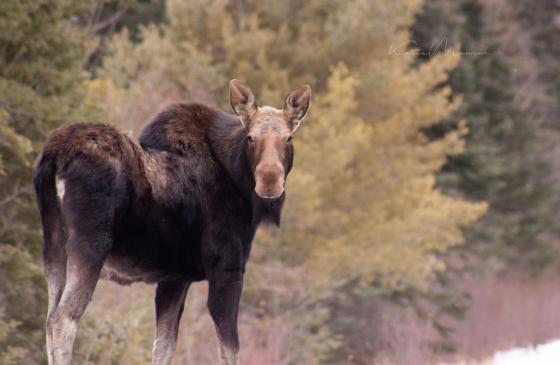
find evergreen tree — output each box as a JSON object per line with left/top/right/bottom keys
{"left": 413, "top": 0, "right": 560, "bottom": 269}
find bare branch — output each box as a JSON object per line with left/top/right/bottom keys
{"left": 90, "top": 6, "right": 129, "bottom": 35}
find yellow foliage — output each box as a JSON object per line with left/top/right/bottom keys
{"left": 276, "top": 64, "right": 486, "bottom": 290}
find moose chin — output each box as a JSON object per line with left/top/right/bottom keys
{"left": 33, "top": 79, "right": 311, "bottom": 365}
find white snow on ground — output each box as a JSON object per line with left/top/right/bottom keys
{"left": 493, "top": 339, "right": 560, "bottom": 365}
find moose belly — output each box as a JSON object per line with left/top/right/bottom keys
{"left": 100, "top": 258, "right": 163, "bottom": 285}
{"left": 103, "top": 213, "right": 207, "bottom": 285}
{"left": 100, "top": 244, "right": 206, "bottom": 285}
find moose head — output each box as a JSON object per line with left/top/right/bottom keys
{"left": 229, "top": 79, "right": 312, "bottom": 200}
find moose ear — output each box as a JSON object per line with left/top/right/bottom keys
{"left": 283, "top": 85, "right": 311, "bottom": 132}
{"left": 229, "top": 79, "right": 257, "bottom": 123}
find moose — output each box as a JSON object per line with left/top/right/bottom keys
{"left": 33, "top": 80, "right": 311, "bottom": 365}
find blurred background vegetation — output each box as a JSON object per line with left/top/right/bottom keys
{"left": 1, "top": 0, "right": 559, "bottom": 364}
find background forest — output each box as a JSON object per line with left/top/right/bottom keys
{"left": 1, "top": 0, "right": 559, "bottom": 364}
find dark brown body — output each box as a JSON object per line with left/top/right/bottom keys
{"left": 33, "top": 80, "right": 311, "bottom": 365}
{"left": 39, "top": 104, "right": 282, "bottom": 285}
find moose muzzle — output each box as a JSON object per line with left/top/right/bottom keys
{"left": 254, "top": 163, "right": 285, "bottom": 200}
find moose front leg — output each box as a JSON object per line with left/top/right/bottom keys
{"left": 207, "top": 271, "right": 243, "bottom": 365}
{"left": 152, "top": 280, "right": 191, "bottom": 365}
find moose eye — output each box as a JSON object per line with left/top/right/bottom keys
{"left": 247, "top": 135, "right": 254, "bottom": 144}
{"left": 286, "top": 136, "right": 293, "bottom": 144}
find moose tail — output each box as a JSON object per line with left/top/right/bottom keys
{"left": 33, "top": 149, "right": 66, "bottom": 259}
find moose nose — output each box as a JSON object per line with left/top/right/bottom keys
{"left": 255, "top": 164, "right": 285, "bottom": 200}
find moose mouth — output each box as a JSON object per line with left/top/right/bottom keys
{"left": 254, "top": 184, "right": 285, "bottom": 201}
{"left": 256, "top": 191, "right": 284, "bottom": 201}
{"left": 254, "top": 176, "right": 285, "bottom": 201}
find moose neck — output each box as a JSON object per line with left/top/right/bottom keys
{"left": 207, "top": 110, "right": 285, "bottom": 226}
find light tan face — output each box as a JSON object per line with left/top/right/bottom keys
{"left": 247, "top": 107, "right": 292, "bottom": 199}
{"left": 229, "top": 80, "right": 311, "bottom": 200}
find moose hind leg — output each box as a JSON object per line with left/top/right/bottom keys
{"left": 47, "top": 229, "right": 111, "bottom": 365}
{"left": 44, "top": 241, "right": 67, "bottom": 365}
{"left": 152, "top": 281, "right": 191, "bottom": 365}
